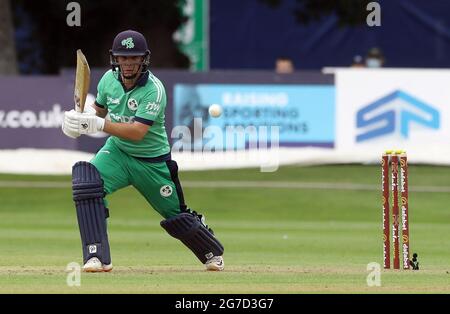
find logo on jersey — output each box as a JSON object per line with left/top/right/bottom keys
{"left": 107, "top": 96, "right": 120, "bottom": 105}
{"left": 108, "top": 111, "right": 135, "bottom": 124}
{"left": 121, "top": 37, "right": 135, "bottom": 49}
{"left": 146, "top": 102, "right": 161, "bottom": 114}
{"left": 128, "top": 98, "right": 138, "bottom": 111}
{"left": 160, "top": 185, "right": 173, "bottom": 197}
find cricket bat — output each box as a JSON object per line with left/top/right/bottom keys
{"left": 74, "top": 49, "right": 90, "bottom": 113}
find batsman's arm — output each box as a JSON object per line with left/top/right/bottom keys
{"left": 77, "top": 102, "right": 150, "bottom": 140}
{"left": 92, "top": 102, "right": 108, "bottom": 118}
{"left": 103, "top": 120, "right": 149, "bottom": 141}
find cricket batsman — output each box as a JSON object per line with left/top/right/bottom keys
{"left": 61, "top": 30, "right": 224, "bottom": 272}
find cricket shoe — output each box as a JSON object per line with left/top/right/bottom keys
{"left": 205, "top": 256, "right": 224, "bottom": 271}
{"left": 83, "top": 257, "right": 113, "bottom": 272}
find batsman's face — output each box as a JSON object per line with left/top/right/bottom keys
{"left": 117, "top": 56, "right": 143, "bottom": 79}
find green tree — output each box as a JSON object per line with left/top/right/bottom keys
{"left": 259, "top": 0, "right": 371, "bottom": 26}
{"left": 11, "top": 0, "right": 190, "bottom": 74}
{"left": 0, "top": 0, "right": 18, "bottom": 74}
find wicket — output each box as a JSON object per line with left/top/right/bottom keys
{"left": 382, "top": 150, "right": 410, "bottom": 270}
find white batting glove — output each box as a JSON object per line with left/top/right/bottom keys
{"left": 64, "top": 110, "right": 105, "bottom": 135}
{"left": 62, "top": 111, "right": 81, "bottom": 139}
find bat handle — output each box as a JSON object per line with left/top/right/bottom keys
{"left": 74, "top": 94, "right": 83, "bottom": 113}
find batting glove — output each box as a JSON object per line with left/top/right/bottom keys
{"left": 64, "top": 110, "right": 105, "bottom": 135}
{"left": 62, "top": 112, "right": 81, "bottom": 139}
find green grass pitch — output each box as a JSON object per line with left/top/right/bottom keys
{"left": 0, "top": 165, "right": 449, "bottom": 293}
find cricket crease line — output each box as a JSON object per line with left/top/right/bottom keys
{"left": 1, "top": 180, "right": 450, "bottom": 192}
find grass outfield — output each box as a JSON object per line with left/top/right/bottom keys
{"left": 0, "top": 165, "right": 449, "bottom": 293}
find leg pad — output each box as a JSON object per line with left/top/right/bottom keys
{"left": 72, "top": 161, "right": 111, "bottom": 265}
{"left": 161, "top": 212, "right": 224, "bottom": 264}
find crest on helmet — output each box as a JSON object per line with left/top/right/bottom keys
{"left": 121, "top": 37, "right": 135, "bottom": 49}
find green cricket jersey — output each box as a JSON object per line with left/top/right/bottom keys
{"left": 95, "top": 70, "right": 170, "bottom": 158}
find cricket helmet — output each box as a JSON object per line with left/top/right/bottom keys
{"left": 109, "top": 30, "right": 151, "bottom": 76}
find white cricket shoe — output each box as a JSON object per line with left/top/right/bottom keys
{"left": 205, "top": 256, "right": 224, "bottom": 271}
{"left": 82, "top": 257, "right": 113, "bottom": 272}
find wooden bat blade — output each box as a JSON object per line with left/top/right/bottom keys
{"left": 74, "top": 49, "right": 91, "bottom": 113}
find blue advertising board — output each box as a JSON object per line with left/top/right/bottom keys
{"left": 173, "top": 84, "right": 335, "bottom": 150}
